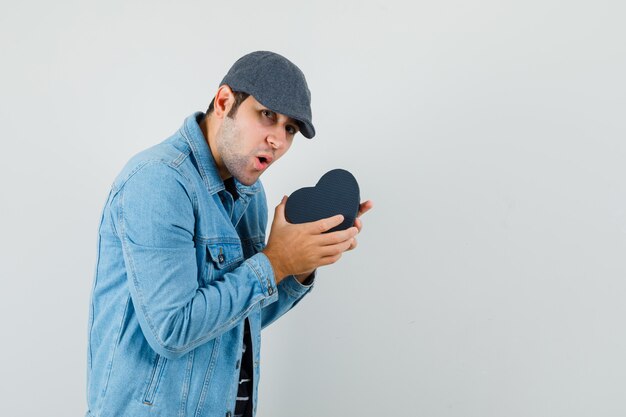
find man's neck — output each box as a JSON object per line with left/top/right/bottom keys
{"left": 200, "top": 114, "right": 231, "bottom": 181}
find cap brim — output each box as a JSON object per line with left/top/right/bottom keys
{"left": 296, "top": 120, "right": 315, "bottom": 139}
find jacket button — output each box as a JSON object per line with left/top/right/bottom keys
{"left": 268, "top": 286, "right": 274, "bottom": 295}
{"left": 236, "top": 360, "right": 240, "bottom": 369}
{"left": 218, "top": 254, "right": 225, "bottom": 263}
{"left": 226, "top": 412, "right": 232, "bottom": 417}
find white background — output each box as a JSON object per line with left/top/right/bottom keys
{"left": 1, "top": 0, "right": 626, "bottom": 416}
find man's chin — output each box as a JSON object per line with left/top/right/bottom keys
{"left": 225, "top": 165, "right": 260, "bottom": 186}
{"left": 234, "top": 173, "right": 260, "bottom": 187}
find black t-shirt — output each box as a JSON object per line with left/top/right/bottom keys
{"left": 223, "top": 177, "right": 254, "bottom": 417}
{"left": 235, "top": 320, "right": 254, "bottom": 417}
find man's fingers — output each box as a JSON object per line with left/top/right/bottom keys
{"left": 309, "top": 214, "right": 344, "bottom": 234}
{"left": 319, "top": 253, "right": 343, "bottom": 266}
{"left": 318, "top": 239, "right": 353, "bottom": 258}
{"left": 357, "top": 200, "right": 374, "bottom": 217}
{"left": 354, "top": 218, "right": 362, "bottom": 232}
{"left": 352, "top": 200, "right": 373, "bottom": 234}
{"left": 317, "top": 227, "right": 358, "bottom": 245}
{"left": 317, "top": 238, "right": 355, "bottom": 264}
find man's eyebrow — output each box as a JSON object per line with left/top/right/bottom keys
{"left": 276, "top": 111, "right": 300, "bottom": 130}
{"left": 257, "top": 104, "right": 299, "bottom": 129}
{"left": 286, "top": 118, "right": 300, "bottom": 129}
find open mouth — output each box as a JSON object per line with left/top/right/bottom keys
{"left": 255, "top": 156, "right": 270, "bottom": 170}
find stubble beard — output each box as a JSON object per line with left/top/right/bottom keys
{"left": 216, "top": 116, "right": 257, "bottom": 186}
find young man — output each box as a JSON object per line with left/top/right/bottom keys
{"left": 86, "top": 51, "right": 372, "bottom": 417}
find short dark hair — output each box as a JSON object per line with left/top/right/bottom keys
{"left": 206, "top": 90, "right": 250, "bottom": 118}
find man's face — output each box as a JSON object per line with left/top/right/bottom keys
{"left": 215, "top": 95, "right": 299, "bottom": 186}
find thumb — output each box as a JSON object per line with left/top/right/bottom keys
{"left": 274, "top": 195, "right": 288, "bottom": 223}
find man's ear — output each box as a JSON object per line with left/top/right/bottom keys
{"left": 213, "top": 85, "right": 235, "bottom": 119}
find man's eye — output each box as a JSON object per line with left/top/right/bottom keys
{"left": 286, "top": 125, "right": 297, "bottom": 135}
{"left": 262, "top": 110, "right": 274, "bottom": 119}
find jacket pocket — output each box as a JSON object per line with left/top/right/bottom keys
{"left": 142, "top": 353, "right": 167, "bottom": 405}
{"left": 204, "top": 242, "right": 244, "bottom": 283}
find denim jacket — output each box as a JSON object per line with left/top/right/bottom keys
{"left": 86, "top": 113, "right": 314, "bottom": 417}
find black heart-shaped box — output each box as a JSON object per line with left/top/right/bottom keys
{"left": 285, "top": 169, "right": 360, "bottom": 233}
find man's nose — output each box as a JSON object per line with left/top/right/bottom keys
{"left": 267, "top": 127, "right": 286, "bottom": 150}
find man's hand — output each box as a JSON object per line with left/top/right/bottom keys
{"left": 292, "top": 200, "right": 372, "bottom": 284}
{"left": 263, "top": 196, "right": 358, "bottom": 283}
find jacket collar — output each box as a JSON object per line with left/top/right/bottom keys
{"left": 181, "top": 112, "right": 261, "bottom": 197}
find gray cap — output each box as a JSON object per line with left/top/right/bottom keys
{"left": 220, "top": 51, "right": 315, "bottom": 139}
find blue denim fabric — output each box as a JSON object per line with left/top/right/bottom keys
{"left": 86, "top": 113, "right": 314, "bottom": 417}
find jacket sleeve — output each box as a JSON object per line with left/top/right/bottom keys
{"left": 260, "top": 272, "right": 315, "bottom": 329}
{"left": 113, "top": 162, "right": 278, "bottom": 359}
